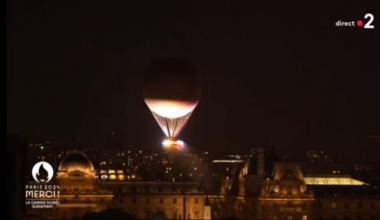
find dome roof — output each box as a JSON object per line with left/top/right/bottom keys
{"left": 58, "top": 150, "right": 95, "bottom": 173}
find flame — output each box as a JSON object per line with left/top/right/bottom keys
{"left": 36, "top": 164, "right": 49, "bottom": 182}
{"left": 32, "top": 161, "right": 54, "bottom": 182}
{"left": 162, "top": 139, "right": 185, "bottom": 148}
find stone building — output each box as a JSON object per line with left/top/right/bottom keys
{"left": 216, "top": 147, "right": 380, "bottom": 220}
{"left": 26, "top": 149, "right": 379, "bottom": 219}
{"left": 27, "top": 150, "right": 209, "bottom": 219}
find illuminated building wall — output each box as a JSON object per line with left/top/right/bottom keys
{"left": 24, "top": 149, "right": 380, "bottom": 220}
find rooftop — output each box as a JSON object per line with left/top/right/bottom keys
{"left": 304, "top": 175, "right": 368, "bottom": 185}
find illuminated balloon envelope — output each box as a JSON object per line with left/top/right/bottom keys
{"left": 142, "top": 58, "right": 201, "bottom": 139}
{"left": 144, "top": 99, "right": 198, "bottom": 138}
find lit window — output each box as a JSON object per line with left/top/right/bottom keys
{"left": 302, "top": 215, "right": 307, "bottom": 220}
{"left": 118, "top": 174, "right": 125, "bottom": 180}
{"left": 332, "top": 202, "right": 336, "bottom": 208}
{"left": 109, "top": 174, "right": 116, "bottom": 180}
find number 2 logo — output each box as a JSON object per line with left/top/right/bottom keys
{"left": 364, "top": 13, "right": 374, "bottom": 29}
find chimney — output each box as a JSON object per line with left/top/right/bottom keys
{"left": 257, "top": 147, "right": 265, "bottom": 175}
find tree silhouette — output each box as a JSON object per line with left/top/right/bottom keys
{"left": 81, "top": 208, "right": 135, "bottom": 220}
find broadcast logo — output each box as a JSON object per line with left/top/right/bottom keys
{"left": 336, "top": 13, "right": 375, "bottom": 29}
{"left": 25, "top": 161, "right": 60, "bottom": 209}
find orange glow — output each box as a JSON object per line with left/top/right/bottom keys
{"left": 162, "top": 139, "right": 185, "bottom": 148}
{"left": 144, "top": 99, "right": 198, "bottom": 118}
{"left": 109, "top": 174, "right": 117, "bottom": 180}
{"left": 118, "top": 174, "right": 125, "bottom": 180}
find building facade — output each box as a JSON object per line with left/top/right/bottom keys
{"left": 26, "top": 149, "right": 379, "bottom": 219}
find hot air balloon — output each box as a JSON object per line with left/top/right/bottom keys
{"left": 142, "top": 58, "right": 201, "bottom": 148}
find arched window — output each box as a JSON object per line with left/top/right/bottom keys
{"left": 287, "top": 186, "right": 292, "bottom": 195}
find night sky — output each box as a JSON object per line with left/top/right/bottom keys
{"left": 7, "top": 1, "right": 379, "bottom": 158}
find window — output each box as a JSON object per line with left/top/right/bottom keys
{"left": 213, "top": 211, "right": 218, "bottom": 219}
{"left": 332, "top": 202, "right": 336, "bottom": 208}
{"left": 287, "top": 186, "right": 292, "bottom": 195}
{"left": 358, "top": 203, "right": 362, "bottom": 209}
{"left": 159, "top": 198, "right": 164, "bottom": 204}
{"left": 286, "top": 214, "right": 293, "bottom": 220}
{"left": 302, "top": 215, "right": 307, "bottom": 220}
{"left": 194, "top": 211, "right": 199, "bottom": 219}
{"left": 172, "top": 210, "right": 178, "bottom": 220}
{"left": 194, "top": 198, "right": 198, "bottom": 204}
{"left": 173, "top": 198, "right": 177, "bottom": 204}
{"left": 146, "top": 198, "right": 150, "bottom": 204}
